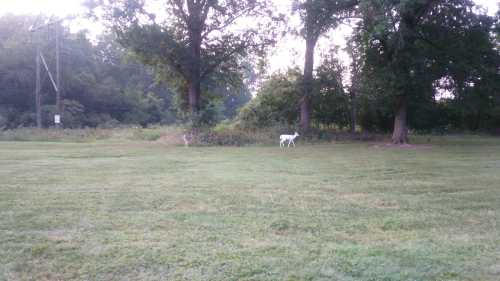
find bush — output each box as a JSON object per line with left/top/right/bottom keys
{"left": 85, "top": 113, "right": 118, "bottom": 128}
{"left": 180, "top": 123, "right": 281, "bottom": 146}
{"left": 196, "top": 123, "right": 257, "bottom": 146}
{"left": 234, "top": 72, "right": 301, "bottom": 129}
{"left": 131, "top": 127, "right": 164, "bottom": 141}
{"left": 0, "top": 125, "right": 382, "bottom": 146}
{"left": 187, "top": 124, "right": 355, "bottom": 146}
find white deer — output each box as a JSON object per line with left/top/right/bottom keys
{"left": 182, "top": 133, "right": 193, "bottom": 147}
{"left": 280, "top": 132, "right": 300, "bottom": 147}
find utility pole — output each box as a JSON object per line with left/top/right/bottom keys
{"left": 30, "top": 16, "right": 71, "bottom": 128}
{"left": 55, "top": 24, "right": 61, "bottom": 128}
{"left": 35, "top": 44, "right": 42, "bottom": 128}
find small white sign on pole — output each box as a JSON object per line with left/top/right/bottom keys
{"left": 54, "top": 114, "right": 61, "bottom": 124}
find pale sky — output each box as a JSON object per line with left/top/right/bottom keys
{"left": 1, "top": 0, "right": 498, "bottom": 77}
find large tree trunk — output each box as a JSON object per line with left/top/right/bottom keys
{"left": 187, "top": 5, "right": 203, "bottom": 113}
{"left": 188, "top": 34, "right": 202, "bottom": 113}
{"left": 188, "top": 78, "right": 201, "bottom": 112}
{"left": 300, "top": 95, "right": 312, "bottom": 131}
{"left": 300, "top": 37, "right": 317, "bottom": 132}
{"left": 349, "top": 90, "right": 357, "bottom": 134}
{"left": 391, "top": 95, "right": 409, "bottom": 144}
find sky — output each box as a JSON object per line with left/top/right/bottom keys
{"left": 1, "top": 0, "right": 498, "bottom": 76}
{"left": 1, "top": 0, "right": 497, "bottom": 20}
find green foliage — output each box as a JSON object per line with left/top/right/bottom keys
{"left": 358, "top": 93, "right": 393, "bottom": 132}
{"left": 1, "top": 3, "right": 499, "bottom": 135}
{"left": 87, "top": 0, "right": 277, "bottom": 112}
{"left": 41, "top": 100, "right": 87, "bottom": 128}
{"left": 236, "top": 62, "right": 351, "bottom": 130}
{"left": 0, "top": 15, "right": 250, "bottom": 129}
{"left": 196, "top": 127, "right": 258, "bottom": 146}
{"left": 354, "top": 0, "right": 500, "bottom": 133}
{"left": 313, "top": 52, "right": 351, "bottom": 128}
{"left": 131, "top": 127, "right": 164, "bottom": 141}
{"left": 194, "top": 125, "right": 300, "bottom": 146}
{"left": 293, "top": 0, "right": 358, "bottom": 41}
{"left": 293, "top": 0, "right": 359, "bottom": 131}
{"left": 236, "top": 70, "right": 301, "bottom": 129}
{"left": 0, "top": 15, "right": 176, "bottom": 129}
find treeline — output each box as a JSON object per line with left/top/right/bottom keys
{"left": 236, "top": 1, "right": 500, "bottom": 136}
{"left": 86, "top": 0, "right": 500, "bottom": 142}
{"left": 0, "top": 15, "right": 250, "bottom": 129}
{"left": 1, "top": 0, "right": 500, "bottom": 139}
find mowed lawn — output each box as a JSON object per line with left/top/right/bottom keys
{"left": 0, "top": 137, "right": 499, "bottom": 281}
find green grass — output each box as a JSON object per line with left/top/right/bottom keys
{"left": 0, "top": 136, "right": 499, "bottom": 280}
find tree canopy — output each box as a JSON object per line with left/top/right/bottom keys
{"left": 355, "top": 0, "right": 500, "bottom": 142}
{"left": 0, "top": 14, "right": 250, "bottom": 129}
{"left": 86, "top": 0, "right": 276, "bottom": 119}
{"left": 293, "top": 0, "right": 358, "bottom": 131}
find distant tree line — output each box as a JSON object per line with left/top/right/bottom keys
{"left": 0, "top": 14, "right": 250, "bottom": 129}
{"left": 1, "top": 0, "right": 500, "bottom": 143}
{"left": 86, "top": 0, "right": 500, "bottom": 143}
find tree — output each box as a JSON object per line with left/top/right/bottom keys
{"left": 86, "top": 0, "right": 276, "bottom": 116}
{"left": 236, "top": 69, "right": 302, "bottom": 129}
{"left": 356, "top": 0, "right": 499, "bottom": 143}
{"left": 346, "top": 34, "right": 363, "bottom": 133}
{"left": 293, "top": 0, "right": 357, "bottom": 132}
{"left": 313, "top": 51, "right": 350, "bottom": 128}
{"left": 235, "top": 63, "right": 349, "bottom": 130}
{"left": 0, "top": 14, "right": 175, "bottom": 128}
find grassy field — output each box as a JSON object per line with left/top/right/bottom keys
{"left": 0, "top": 136, "right": 499, "bottom": 281}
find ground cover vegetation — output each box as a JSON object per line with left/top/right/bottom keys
{"left": 0, "top": 136, "right": 499, "bottom": 280}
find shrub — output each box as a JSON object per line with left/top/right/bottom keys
{"left": 86, "top": 113, "right": 118, "bottom": 128}
{"left": 131, "top": 127, "right": 164, "bottom": 141}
